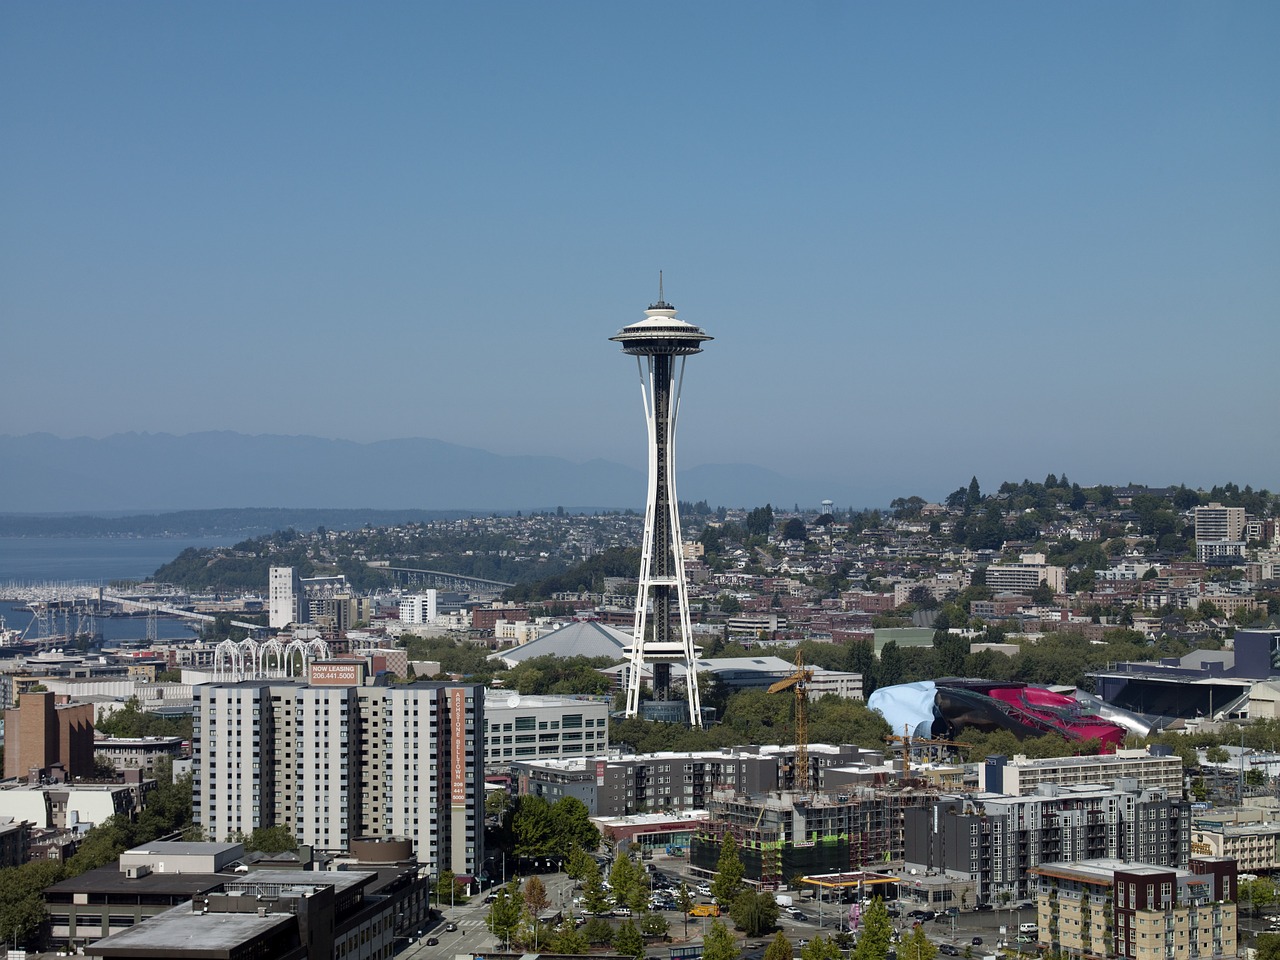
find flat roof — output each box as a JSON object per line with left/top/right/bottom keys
{"left": 592, "top": 811, "right": 710, "bottom": 828}
{"left": 47, "top": 866, "right": 226, "bottom": 898}
{"left": 124, "top": 842, "right": 240, "bottom": 857}
{"left": 86, "top": 901, "right": 296, "bottom": 954}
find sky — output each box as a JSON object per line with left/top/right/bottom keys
{"left": 2, "top": 2, "right": 1277, "bottom": 507}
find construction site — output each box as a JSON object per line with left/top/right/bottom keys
{"left": 684, "top": 650, "right": 976, "bottom": 889}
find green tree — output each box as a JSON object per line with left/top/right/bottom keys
{"left": 435, "top": 870, "right": 468, "bottom": 904}
{"left": 486, "top": 789, "right": 511, "bottom": 819}
{"left": 710, "top": 833, "right": 745, "bottom": 908}
{"left": 0, "top": 859, "right": 64, "bottom": 947}
{"left": 549, "top": 918, "right": 589, "bottom": 954}
{"left": 1256, "top": 932, "right": 1280, "bottom": 960}
{"left": 583, "top": 916, "right": 615, "bottom": 944}
{"left": 702, "top": 918, "right": 740, "bottom": 960}
{"left": 730, "top": 889, "right": 780, "bottom": 936}
{"left": 902, "top": 924, "right": 938, "bottom": 960}
{"left": 852, "top": 897, "right": 892, "bottom": 960}
{"left": 1206, "top": 745, "right": 1230, "bottom": 764}
{"left": 613, "top": 918, "right": 645, "bottom": 960}
{"left": 582, "top": 860, "right": 612, "bottom": 915}
{"left": 486, "top": 881, "right": 524, "bottom": 950}
{"left": 243, "top": 825, "right": 298, "bottom": 854}
{"left": 641, "top": 910, "right": 669, "bottom": 939}
{"left": 764, "top": 930, "right": 793, "bottom": 960}
{"left": 801, "top": 935, "right": 844, "bottom": 960}
{"left": 781, "top": 518, "right": 809, "bottom": 541}
{"left": 551, "top": 796, "right": 601, "bottom": 852}
{"left": 609, "top": 854, "right": 648, "bottom": 911}
{"left": 676, "top": 881, "right": 694, "bottom": 938}
{"left": 1241, "top": 877, "right": 1276, "bottom": 915}
{"left": 565, "top": 845, "right": 595, "bottom": 882}
{"left": 511, "top": 793, "right": 554, "bottom": 857}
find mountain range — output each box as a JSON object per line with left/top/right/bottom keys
{"left": 0, "top": 432, "right": 853, "bottom": 514}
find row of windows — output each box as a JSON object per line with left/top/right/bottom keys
{"left": 492, "top": 716, "right": 605, "bottom": 733}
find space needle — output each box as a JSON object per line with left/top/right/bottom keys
{"left": 611, "top": 277, "right": 711, "bottom": 727}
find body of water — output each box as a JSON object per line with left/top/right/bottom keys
{"left": 0, "top": 535, "right": 244, "bottom": 643}
{"left": 0, "top": 600, "right": 199, "bottom": 644}
{"left": 0, "top": 535, "right": 240, "bottom": 585}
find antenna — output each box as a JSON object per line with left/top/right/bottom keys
{"left": 658, "top": 270, "right": 664, "bottom": 304}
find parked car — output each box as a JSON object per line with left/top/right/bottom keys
{"left": 426, "top": 937, "right": 439, "bottom": 946}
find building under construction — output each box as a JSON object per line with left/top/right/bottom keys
{"left": 689, "top": 786, "right": 938, "bottom": 888}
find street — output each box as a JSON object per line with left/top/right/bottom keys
{"left": 396, "top": 862, "right": 1033, "bottom": 960}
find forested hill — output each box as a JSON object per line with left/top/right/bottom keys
{"left": 0, "top": 507, "right": 478, "bottom": 538}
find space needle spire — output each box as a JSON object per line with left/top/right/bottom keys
{"left": 611, "top": 280, "right": 712, "bottom": 727}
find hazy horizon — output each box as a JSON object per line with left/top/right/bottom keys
{"left": 3, "top": 4, "right": 1276, "bottom": 498}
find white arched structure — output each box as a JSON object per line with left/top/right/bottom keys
{"left": 211, "top": 635, "right": 330, "bottom": 681}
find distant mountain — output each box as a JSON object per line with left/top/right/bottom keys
{"left": 0, "top": 432, "right": 843, "bottom": 513}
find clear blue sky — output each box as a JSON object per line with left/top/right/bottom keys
{"left": 2, "top": 2, "right": 1276, "bottom": 505}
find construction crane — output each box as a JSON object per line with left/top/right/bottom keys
{"left": 767, "top": 650, "right": 814, "bottom": 792}
{"left": 884, "top": 724, "right": 971, "bottom": 780}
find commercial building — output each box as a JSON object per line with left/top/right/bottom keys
{"left": 905, "top": 782, "right": 1191, "bottom": 904}
{"left": 482, "top": 691, "right": 609, "bottom": 770}
{"left": 1090, "top": 628, "right": 1280, "bottom": 723}
{"left": 983, "top": 748, "right": 1185, "bottom": 797}
{"left": 1031, "top": 856, "right": 1236, "bottom": 960}
{"left": 1190, "top": 806, "right": 1280, "bottom": 873}
{"left": 81, "top": 865, "right": 425, "bottom": 960}
{"left": 193, "top": 673, "right": 484, "bottom": 879}
{"left": 3, "top": 690, "right": 95, "bottom": 781}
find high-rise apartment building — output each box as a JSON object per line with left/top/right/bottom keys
{"left": 1194, "top": 503, "right": 1248, "bottom": 562}
{"left": 192, "top": 674, "right": 484, "bottom": 879}
{"left": 1194, "top": 503, "right": 1247, "bottom": 544}
{"left": 268, "top": 566, "right": 305, "bottom": 629}
{"left": 985, "top": 553, "right": 1066, "bottom": 594}
{"left": 2, "top": 690, "right": 94, "bottom": 780}
{"left": 399, "top": 591, "right": 438, "bottom": 625}
{"left": 906, "top": 782, "right": 1190, "bottom": 903}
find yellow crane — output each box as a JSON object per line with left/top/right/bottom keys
{"left": 767, "top": 650, "right": 814, "bottom": 792}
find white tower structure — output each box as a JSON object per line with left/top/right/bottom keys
{"left": 611, "top": 280, "right": 711, "bottom": 726}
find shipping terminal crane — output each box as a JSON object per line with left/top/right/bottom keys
{"left": 767, "top": 650, "right": 814, "bottom": 792}
{"left": 884, "top": 724, "right": 971, "bottom": 780}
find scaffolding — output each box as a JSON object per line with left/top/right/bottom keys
{"left": 691, "top": 787, "right": 939, "bottom": 888}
